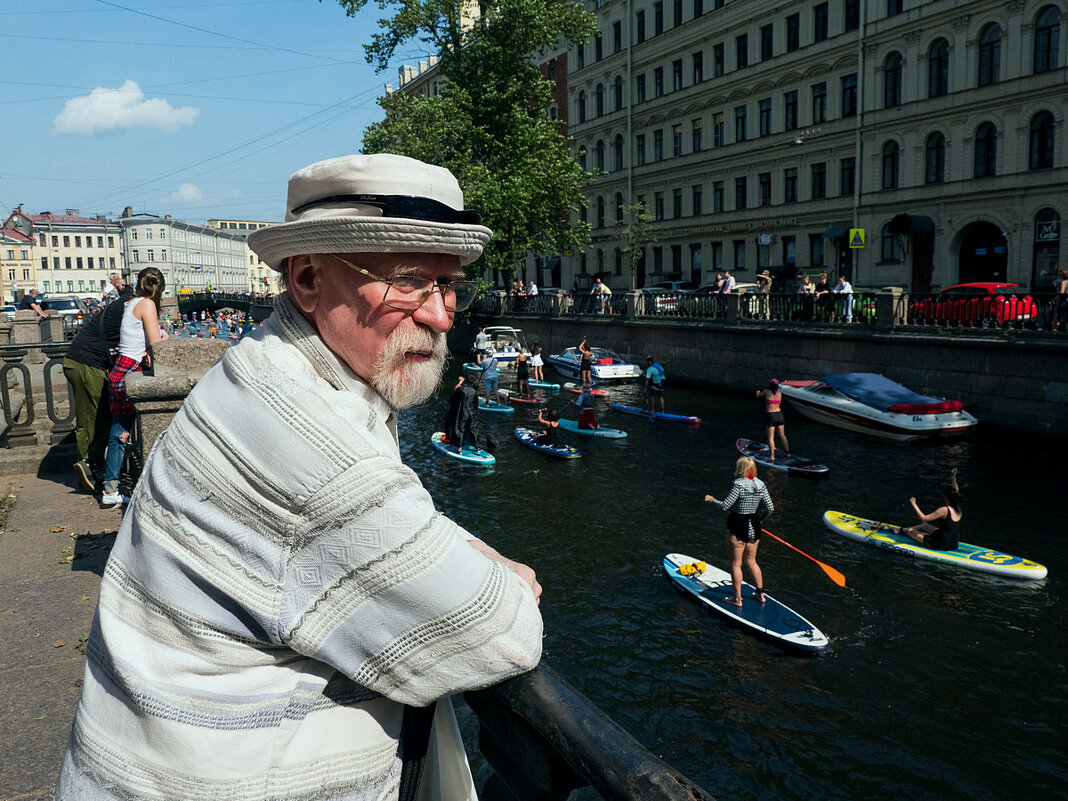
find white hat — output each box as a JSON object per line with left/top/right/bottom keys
{"left": 247, "top": 154, "right": 492, "bottom": 271}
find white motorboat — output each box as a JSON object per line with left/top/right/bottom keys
{"left": 778, "top": 373, "right": 978, "bottom": 441}
{"left": 546, "top": 347, "right": 642, "bottom": 381}
{"left": 472, "top": 326, "right": 527, "bottom": 367}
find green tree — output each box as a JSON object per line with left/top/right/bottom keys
{"left": 339, "top": 0, "right": 595, "bottom": 285}
{"left": 620, "top": 203, "right": 657, "bottom": 291}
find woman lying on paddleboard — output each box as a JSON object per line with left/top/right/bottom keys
{"left": 895, "top": 468, "right": 962, "bottom": 551}
{"left": 705, "top": 456, "right": 774, "bottom": 607}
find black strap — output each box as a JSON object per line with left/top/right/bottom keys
{"left": 397, "top": 703, "right": 437, "bottom": 801}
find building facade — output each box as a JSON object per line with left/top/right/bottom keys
{"left": 2, "top": 207, "right": 123, "bottom": 301}
{"left": 119, "top": 209, "right": 248, "bottom": 296}
{"left": 565, "top": 0, "right": 1066, "bottom": 293}
{"left": 0, "top": 226, "right": 37, "bottom": 303}
{"left": 207, "top": 218, "right": 280, "bottom": 295}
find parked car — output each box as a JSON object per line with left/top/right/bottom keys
{"left": 1, "top": 305, "right": 16, "bottom": 320}
{"left": 39, "top": 295, "right": 90, "bottom": 338}
{"left": 908, "top": 283, "right": 1037, "bottom": 327}
{"left": 640, "top": 280, "right": 697, "bottom": 313}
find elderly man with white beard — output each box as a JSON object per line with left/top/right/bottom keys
{"left": 56, "top": 154, "right": 544, "bottom": 801}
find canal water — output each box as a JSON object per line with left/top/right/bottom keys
{"left": 398, "top": 363, "right": 1065, "bottom": 800}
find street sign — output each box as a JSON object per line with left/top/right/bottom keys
{"left": 848, "top": 228, "right": 865, "bottom": 248}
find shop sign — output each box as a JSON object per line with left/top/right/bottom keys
{"left": 1036, "top": 221, "right": 1060, "bottom": 243}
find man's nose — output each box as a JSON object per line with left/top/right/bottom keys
{"left": 412, "top": 288, "right": 452, "bottom": 331}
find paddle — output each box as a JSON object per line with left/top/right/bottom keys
{"left": 761, "top": 528, "right": 846, "bottom": 587}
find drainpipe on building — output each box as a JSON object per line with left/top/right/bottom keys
{"left": 626, "top": 0, "right": 635, "bottom": 291}
{"left": 852, "top": 1, "right": 866, "bottom": 287}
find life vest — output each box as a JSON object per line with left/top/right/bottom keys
{"left": 679, "top": 561, "right": 706, "bottom": 576}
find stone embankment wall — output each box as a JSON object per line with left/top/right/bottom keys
{"left": 458, "top": 317, "right": 1068, "bottom": 436}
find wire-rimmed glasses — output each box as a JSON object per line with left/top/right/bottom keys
{"left": 331, "top": 256, "right": 479, "bottom": 312}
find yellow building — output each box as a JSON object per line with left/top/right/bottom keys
{"left": 0, "top": 226, "right": 37, "bottom": 303}
{"left": 207, "top": 218, "right": 280, "bottom": 295}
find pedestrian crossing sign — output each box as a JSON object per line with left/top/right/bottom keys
{"left": 849, "top": 228, "right": 865, "bottom": 248}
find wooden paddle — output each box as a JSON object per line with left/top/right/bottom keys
{"left": 762, "top": 528, "right": 846, "bottom": 587}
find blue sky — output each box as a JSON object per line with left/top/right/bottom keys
{"left": 1, "top": 0, "right": 429, "bottom": 224}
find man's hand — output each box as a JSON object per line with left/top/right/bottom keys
{"left": 467, "top": 538, "right": 542, "bottom": 604}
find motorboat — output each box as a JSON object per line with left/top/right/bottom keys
{"left": 472, "top": 326, "right": 527, "bottom": 367}
{"left": 546, "top": 347, "right": 642, "bottom": 381}
{"left": 778, "top": 373, "right": 978, "bottom": 441}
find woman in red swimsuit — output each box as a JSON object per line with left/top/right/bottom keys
{"left": 754, "top": 379, "right": 790, "bottom": 460}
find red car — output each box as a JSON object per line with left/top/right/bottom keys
{"left": 908, "top": 282, "right": 1037, "bottom": 326}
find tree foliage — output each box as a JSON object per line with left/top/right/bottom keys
{"left": 338, "top": 0, "right": 596, "bottom": 282}
{"left": 621, "top": 203, "right": 657, "bottom": 290}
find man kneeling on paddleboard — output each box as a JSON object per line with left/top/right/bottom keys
{"left": 895, "top": 468, "right": 962, "bottom": 551}
{"left": 705, "top": 456, "right": 775, "bottom": 607}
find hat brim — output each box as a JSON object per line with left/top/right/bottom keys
{"left": 247, "top": 216, "right": 492, "bottom": 271}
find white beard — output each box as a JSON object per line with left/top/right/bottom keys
{"left": 371, "top": 326, "right": 449, "bottom": 409}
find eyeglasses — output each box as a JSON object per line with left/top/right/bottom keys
{"left": 332, "top": 256, "right": 479, "bottom": 312}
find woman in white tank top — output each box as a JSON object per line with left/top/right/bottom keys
{"left": 102, "top": 267, "right": 169, "bottom": 505}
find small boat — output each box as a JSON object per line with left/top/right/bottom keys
{"left": 778, "top": 373, "right": 978, "bottom": 441}
{"left": 736, "top": 438, "right": 828, "bottom": 476}
{"left": 477, "top": 398, "right": 515, "bottom": 414}
{"left": 472, "top": 326, "right": 527, "bottom": 368}
{"left": 662, "top": 553, "right": 830, "bottom": 654}
{"left": 607, "top": 402, "right": 701, "bottom": 425}
{"left": 528, "top": 379, "right": 561, "bottom": 390}
{"left": 430, "top": 432, "right": 496, "bottom": 465}
{"left": 514, "top": 426, "right": 582, "bottom": 459}
{"left": 558, "top": 418, "right": 627, "bottom": 438}
{"left": 823, "top": 511, "right": 1048, "bottom": 580}
{"left": 563, "top": 382, "right": 609, "bottom": 397}
{"left": 546, "top": 347, "right": 642, "bottom": 381}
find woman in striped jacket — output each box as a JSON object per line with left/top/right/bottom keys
{"left": 705, "top": 456, "right": 774, "bottom": 607}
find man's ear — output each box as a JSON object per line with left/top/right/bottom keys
{"left": 287, "top": 254, "right": 319, "bottom": 315}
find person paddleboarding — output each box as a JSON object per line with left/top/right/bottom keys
{"left": 755, "top": 378, "right": 790, "bottom": 460}
{"left": 894, "top": 468, "right": 962, "bottom": 551}
{"left": 705, "top": 456, "right": 774, "bottom": 607}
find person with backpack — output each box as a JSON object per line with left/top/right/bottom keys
{"left": 645, "top": 356, "right": 666, "bottom": 412}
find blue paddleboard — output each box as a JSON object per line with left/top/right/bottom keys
{"left": 478, "top": 398, "right": 515, "bottom": 414}
{"left": 528, "top": 379, "right": 561, "bottom": 390}
{"left": 558, "top": 418, "right": 627, "bottom": 438}
{"left": 430, "top": 432, "right": 495, "bottom": 465}
{"left": 736, "top": 437, "right": 828, "bottom": 475}
{"left": 514, "top": 426, "right": 581, "bottom": 459}
{"left": 607, "top": 402, "right": 701, "bottom": 425}
{"left": 663, "top": 553, "right": 829, "bottom": 654}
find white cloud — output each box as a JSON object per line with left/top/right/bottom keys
{"left": 171, "top": 183, "right": 203, "bottom": 202}
{"left": 54, "top": 80, "right": 198, "bottom": 135}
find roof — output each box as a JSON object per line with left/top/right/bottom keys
{"left": 17, "top": 212, "right": 120, "bottom": 230}
{"left": 0, "top": 228, "right": 36, "bottom": 244}
{"left": 822, "top": 373, "right": 943, "bottom": 411}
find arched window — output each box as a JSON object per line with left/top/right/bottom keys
{"left": 614, "top": 247, "right": 623, "bottom": 276}
{"left": 881, "top": 224, "right": 903, "bottom": 262}
{"left": 978, "top": 24, "right": 1001, "bottom": 87}
{"left": 883, "top": 52, "right": 903, "bottom": 108}
{"left": 881, "top": 141, "right": 900, "bottom": 189}
{"left": 596, "top": 83, "right": 605, "bottom": 117}
{"left": 974, "top": 122, "right": 997, "bottom": 177}
{"left": 925, "top": 132, "right": 946, "bottom": 184}
{"left": 615, "top": 193, "right": 624, "bottom": 223}
{"left": 596, "top": 196, "right": 605, "bottom": 228}
{"left": 596, "top": 140, "right": 605, "bottom": 171}
{"left": 1030, "top": 111, "right": 1055, "bottom": 170}
{"left": 1035, "top": 6, "right": 1061, "bottom": 73}
{"left": 613, "top": 134, "right": 625, "bottom": 171}
{"left": 578, "top": 91, "right": 586, "bottom": 123}
{"left": 578, "top": 146, "right": 588, "bottom": 172}
{"left": 614, "top": 76, "right": 624, "bottom": 111}
{"left": 928, "top": 38, "right": 949, "bottom": 97}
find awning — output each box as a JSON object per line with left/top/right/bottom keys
{"left": 822, "top": 226, "right": 849, "bottom": 239}
{"left": 887, "top": 214, "right": 935, "bottom": 235}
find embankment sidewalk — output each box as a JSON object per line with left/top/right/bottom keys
{"left": 0, "top": 470, "right": 123, "bottom": 800}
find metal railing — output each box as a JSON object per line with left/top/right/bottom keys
{"left": 897, "top": 290, "right": 1059, "bottom": 331}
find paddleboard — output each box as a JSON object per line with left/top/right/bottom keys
{"left": 478, "top": 398, "right": 515, "bottom": 414}
{"left": 514, "top": 426, "right": 581, "bottom": 459}
{"left": 529, "top": 379, "right": 561, "bottom": 390}
{"left": 736, "top": 438, "right": 829, "bottom": 475}
{"left": 462, "top": 362, "right": 483, "bottom": 374}
{"left": 607, "top": 403, "right": 701, "bottom": 425}
{"left": 430, "top": 432, "right": 495, "bottom": 465}
{"left": 563, "top": 382, "right": 609, "bottom": 396}
{"left": 662, "top": 553, "right": 829, "bottom": 654}
{"left": 823, "top": 510, "right": 1048, "bottom": 580}
{"left": 558, "top": 418, "right": 628, "bottom": 438}
{"left": 498, "top": 389, "right": 547, "bottom": 405}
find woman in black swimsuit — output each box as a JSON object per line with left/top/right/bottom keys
{"left": 515, "top": 351, "right": 531, "bottom": 397}
{"left": 897, "top": 468, "right": 962, "bottom": 551}
{"left": 578, "top": 337, "right": 593, "bottom": 386}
